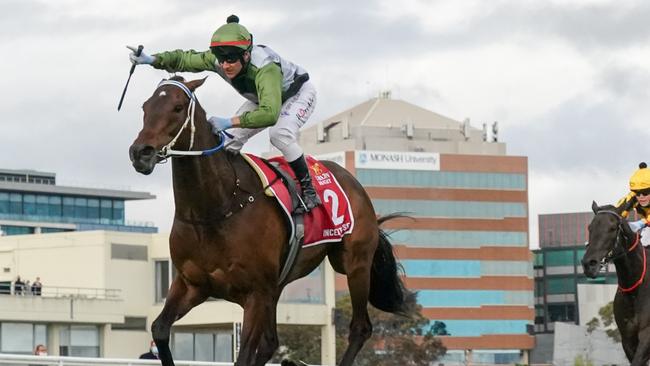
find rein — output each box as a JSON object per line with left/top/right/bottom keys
{"left": 596, "top": 210, "right": 646, "bottom": 293}
{"left": 155, "top": 79, "right": 228, "bottom": 159}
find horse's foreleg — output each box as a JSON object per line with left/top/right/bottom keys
{"left": 151, "top": 276, "right": 206, "bottom": 366}
{"left": 253, "top": 298, "right": 279, "bottom": 366}
{"left": 631, "top": 327, "right": 650, "bottom": 366}
{"left": 236, "top": 293, "right": 276, "bottom": 366}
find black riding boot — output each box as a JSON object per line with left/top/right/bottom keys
{"left": 289, "top": 155, "right": 322, "bottom": 213}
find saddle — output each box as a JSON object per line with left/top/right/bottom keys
{"left": 241, "top": 153, "right": 355, "bottom": 285}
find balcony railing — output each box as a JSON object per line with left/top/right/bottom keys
{"left": 0, "top": 354, "right": 270, "bottom": 366}
{"left": 0, "top": 284, "right": 121, "bottom": 300}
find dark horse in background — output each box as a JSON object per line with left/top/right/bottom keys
{"left": 129, "top": 77, "right": 414, "bottom": 366}
{"left": 582, "top": 201, "right": 650, "bottom": 365}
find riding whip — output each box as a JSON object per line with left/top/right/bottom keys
{"left": 117, "top": 45, "right": 143, "bottom": 111}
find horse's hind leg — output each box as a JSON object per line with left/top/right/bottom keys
{"left": 336, "top": 233, "right": 377, "bottom": 366}
{"left": 151, "top": 276, "right": 206, "bottom": 366}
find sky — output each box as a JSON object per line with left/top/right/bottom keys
{"left": 2, "top": 0, "right": 649, "bottom": 248}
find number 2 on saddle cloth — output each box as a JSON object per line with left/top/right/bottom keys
{"left": 242, "top": 154, "right": 354, "bottom": 247}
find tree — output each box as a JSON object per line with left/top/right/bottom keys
{"left": 586, "top": 301, "right": 621, "bottom": 343}
{"left": 334, "top": 295, "right": 447, "bottom": 366}
{"left": 574, "top": 354, "right": 594, "bottom": 366}
{"left": 270, "top": 325, "right": 321, "bottom": 364}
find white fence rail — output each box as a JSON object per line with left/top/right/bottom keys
{"left": 0, "top": 354, "right": 294, "bottom": 366}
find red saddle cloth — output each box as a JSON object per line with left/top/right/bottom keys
{"left": 242, "top": 154, "right": 354, "bottom": 247}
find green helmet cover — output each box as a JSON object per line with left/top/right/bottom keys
{"left": 210, "top": 14, "right": 252, "bottom": 51}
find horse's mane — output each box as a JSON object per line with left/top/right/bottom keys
{"left": 169, "top": 75, "right": 185, "bottom": 82}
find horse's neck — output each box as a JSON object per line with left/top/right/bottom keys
{"left": 171, "top": 125, "right": 236, "bottom": 219}
{"left": 614, "top": 244, "right": 646, "bottom": 288}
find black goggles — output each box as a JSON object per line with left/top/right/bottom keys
{"left": 211, "top": 47, "right": 243, "bottom": 64}
{"left": 634, "top": 188, "right": 650, "bottom": 196}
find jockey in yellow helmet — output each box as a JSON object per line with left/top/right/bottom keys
{"left": 616, "top": 162, "right": 650, "bottom": 233}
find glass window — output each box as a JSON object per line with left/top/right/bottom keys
{"left": 0, "top": 323, "right": 47, "bottom": 354}
{"left": 41, "top": 228, "right": 69, "bottom": 234}
{"left": 112, "top": 317, "right": 147, "bottom": 331}
{"left": 388, "top": 229, "right": 528, "bottom": 248}
{"left": 113, "top": 200, "right": 125, "bottom": 224}
{"left": 195, "top": 334, "right": 214, "bottom": 361}
{"left": 0, "top": 192, "right": 9, "bottom": 214}
{"left": 36, "top": 195, "right": 49, "bottom": 216}
{"left": 62, "top": 197, "right": 75, "bottom": 219}
{"left": 23, "top": 194, "right": 36, "bottom": 215}
{"left": 545, "top": 250, "right": 575, "bottom": 266}
{"left": 155, "top": 260, "right": 170, "bottom": 303}
{"left": 171, "top": 331, "right": 233, "bottom": 362}
{"left": 1, "top": 226, "right": 34, "bottom": 235}
{"left": 35, "top": 324, "right": 47, "bottom": 346}
{"left": 356, "top": 169, "right": 526, "bottom": 190}
{"left": 548, "top": 304, "right": 576, "bottom": 322}
{"left": 173, "top": 333, "right": 194, "bottom": 361}
{"left": 111, "top": 244, "right": 148, "bottom": 261}
{"left": 215, "top": 332, "right": 233, "bottom": 362}
{"left": 1, "top": 323, "right": 32, "bottom": 353}
{"left": 48, "top": 196, "right": 61, "bottom": 217}
{"left": 87, "top": 199, "right": 99, "bottom": 220}
{"left": 100, "top": 199, "right": 112, "bottom": 223}
{"left": 547, "top": 277, "right": 576, "bottom": 295}
{"left": 9, "top": 193, "right": 21, "bottom": 214}
{"left": 372, "top": 199, "right": 527, "bottom": 219}
{"left": 59, "top": 325, "right": 99, "bottom": 357}
{"left": 74, "top": 198, "right": 87, "bottom": 219}
{"left": 280, "top": 265, "right": 325, "bottom": 303}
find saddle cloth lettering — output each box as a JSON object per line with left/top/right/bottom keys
{"left": 242, "top": 154, "right": 354, "bottom": 247}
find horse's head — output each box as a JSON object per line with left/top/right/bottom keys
{"left": 129, "top": 76, "right": 207, "bottom": 175}
{"left": 581, "top": 200, "right": 636, "bottom": 278}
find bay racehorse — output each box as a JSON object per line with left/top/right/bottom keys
{"left": 582, "top": 201, "right": 650, "bottom": 365}
{"left": 129, "top": 76, "right": 415, "bottom": 366}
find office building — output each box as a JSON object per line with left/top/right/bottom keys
{"left": 0, "top": 168, "right": 156, "bottom": 235}
{"left": 297, "top": 92, "right": 533, "bottom": 365}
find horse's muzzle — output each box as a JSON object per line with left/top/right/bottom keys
{"left": 581, "top": 258, "right": 600, "bottom": 278}
{"left": 129, "top": 144, "right": 158, "bottom": 175}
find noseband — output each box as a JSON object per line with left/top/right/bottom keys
{"left": 592, "top": 210, "right": 644, "bottom": 292}
{"left": 155, "top": 80, "right": 228, "bottom": 159}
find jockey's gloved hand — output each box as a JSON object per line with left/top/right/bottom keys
{"left": 208, "top": 116, "right": 233, "bottom": 133}
{"left": 629, "top": 219, "right": 646, "bottom": 233}
{"left": 127, "top": 45, "right": 156, "bottom": 65}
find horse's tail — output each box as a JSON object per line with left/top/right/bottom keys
{"left": 368, "top": 214, "right": 417, "bottom": 316}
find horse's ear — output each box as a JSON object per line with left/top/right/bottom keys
{"left": 591, "top": 201, "right": 600, "bottom": 214}
{"left": 186, "top": 77, "right": 208, "bottom": 92}
{"left": 615, "top": 196, "right": 635, "bottom": 215}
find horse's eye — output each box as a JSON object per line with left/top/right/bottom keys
{"left": 174, "top": 104, "right": 184, "bottom": 113}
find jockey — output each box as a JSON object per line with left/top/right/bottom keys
{"left": 616, "top": 162, "right": 650, "bottom": 240}
{"left": 128, "top": 14, "right": 321, "bottom": 213}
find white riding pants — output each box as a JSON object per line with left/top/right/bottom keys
{"left": 225, "top": 81, "right": 317, "bottom": 162}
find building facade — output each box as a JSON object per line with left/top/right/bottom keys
{"left": 0, "top": 231, "right": 336, "bottom": 364}
{"left": 297, "top": 94, "right": 534, "bottom": 364}
{"left": 533, "top": 212, "right": 617, "bottom": 333}
{"left": 0, "top": 169, "right": 337, "bottom": 364}
{"left": 0, "top": 168, "right": 157, "bottom": 236}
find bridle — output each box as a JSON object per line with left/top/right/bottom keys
{"left": 591, "top": 210, "right": 644, "bottom": 292}
{"left": 155, "top": 79, "right": 229, "bottom": 159}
